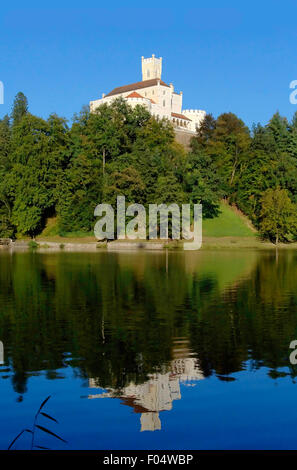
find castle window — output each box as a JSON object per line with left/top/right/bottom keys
{"left": 147, "top": 70, "right": 150, "bottom": 78}
{"left": 163, "top": 100, "right": 165, "bottom": 107}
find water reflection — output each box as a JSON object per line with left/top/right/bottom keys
{"left": 88, "top": 339, "right": 204, "bottom": 431}
{"left": 0, "top": 249, "right": 297, "bottom": 441}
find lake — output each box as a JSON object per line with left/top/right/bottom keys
{"left": 0, "top": 249, "right": 297, "bottom": 450}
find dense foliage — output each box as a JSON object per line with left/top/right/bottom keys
{"left": 0, "top": 92, "right": 297, "bottom": 243}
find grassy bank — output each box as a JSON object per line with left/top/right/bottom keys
{"left": 203, "top": 202, "right": 256, "bottom": 238}
{"left": 22, "top": 202, "right": 294, "bottom": 250}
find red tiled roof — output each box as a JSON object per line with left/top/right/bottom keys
{"left": 105, "top": 78, "right": 170, "bottom": 97}
{"left": 126, "top": 91, "right": 145, "bottom": 99}
{"left": 126, "top": 92, "right": 157, "bottom": 105}
{"left": 171, "top": 112, "right": 191, "bottom": 121}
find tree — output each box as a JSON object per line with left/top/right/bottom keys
{"left": 259, "top": 188, "right": 297, "bottom": 244}
{"left": 0, "top": 115, "right": 11, "bottom": 163}
{"left": 267, "top": 112, "right": 289, "bottom": 155}
{"left": 0, "top": 115, "right": 13, "bottom": 236}
{"left": 6, "top": 113, "right": 70, "bottom": 237}
{"left": 189, "top": 115, "right": 223, "bottom": 212}
{"left": 212, "top": 113, "right": 251, "bottom": 189}
{"left": 104, "top": 166, "right": 145, "bottom": 205}
{"left": 84, "top": 98, "right": 151, "bottom": 175}
{"left": 184, "top": 152, "right": 222, "bottom": 218}
{"left": 190, "top": 113, "right": 216, "bottom": 150}
{"left": 56, "top": 152, "right": 103, "bottom": 234}
{"left": 288, "top": 111, "right": 297, "bottom": 159}
{"left": 11, "top": 92, "right": 28, "bottom": 125}
{"left": 154, "top": 172, "right": 186, "bottom": 206}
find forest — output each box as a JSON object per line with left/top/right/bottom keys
{"left": 0, "top": 91, "right": 297, "bottom": 244}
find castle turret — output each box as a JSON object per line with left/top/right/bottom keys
{"left": 141, "top": 54, "right": 162, "bottom": 81}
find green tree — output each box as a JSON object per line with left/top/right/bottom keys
{"left": 267, "top": 112, "right": 289, "bottom": 154}
{"left": 56, "top": 152, "right": 103, "bottom": 234}
{"left": 184, "top": 152, "right": 222, "bottom": 218}
{"left": 259, "top": 188, "right": 297, "bottom": 244}
{"left": 0, "top": 115, "right": 13, "bottom": 236}
{"left": 8, "top": 113, "right": 69, "bottom": 237}
{"left": 212, "top": 113, "right": 251, "bottom": 190}
{"left": 11, "top": 92, "right": 28, "bottom": 125}
{"left": 0, "top": 115, "right": 11, "bottom": 162}
{"left": 191, "top": 113, "right": 216, "bottom": 149}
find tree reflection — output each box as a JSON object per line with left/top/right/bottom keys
{"left": 0, "top": 250, "right": 297, "bottom": 396}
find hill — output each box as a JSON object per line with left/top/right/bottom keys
{"left": 203, "top": 202, "right": 256, "bottom": 238}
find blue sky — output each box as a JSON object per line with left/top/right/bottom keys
{"left": 1, "top": 0, "right": 297, "bottom": 127}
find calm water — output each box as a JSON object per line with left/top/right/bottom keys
{"left": 1, "top": 249, "right": 297, "bottom": 450}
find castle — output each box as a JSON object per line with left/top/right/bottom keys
{"left": 90, "top": 55, "right": 206, "bottom": 134}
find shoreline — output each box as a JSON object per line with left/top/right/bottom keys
{"left": 1, "top": 236, "right": 297, "bottom": 252}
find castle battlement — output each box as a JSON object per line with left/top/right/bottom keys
{"left": 182, "top": 109, "right": 207, "bottom": 132}
{"left": 141, "top": 54, "right": 162, "bottom": 64}
{"left": 183, "top": 109, "right": 206, "bottom": 115}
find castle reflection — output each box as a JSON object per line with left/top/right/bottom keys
{"left": 88, "top": 339, "right": 204, "bottom": 431}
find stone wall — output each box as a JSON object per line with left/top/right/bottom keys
{"left": 174, "top": 128, "right": 195, "bottom": 150}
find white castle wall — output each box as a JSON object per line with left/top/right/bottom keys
{"left": 171, "top": 91, "right": 183, "bottom": 114}
{"left": 182, "top": 109, "right": 206, "bottom": 132}
{"left": 90, "top": 81, "right": 175, "bottom": 122}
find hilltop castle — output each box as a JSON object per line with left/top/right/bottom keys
{"left": 90, "top": 55, "right": 206, "bottom": 135}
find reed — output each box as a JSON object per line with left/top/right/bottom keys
{"left": 8, "top": 396, "right": 67, "bottom": 450}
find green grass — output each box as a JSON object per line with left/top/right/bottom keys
{"left": 203, "top": 203, "right": 256, "bottom": 238}
{"left": 41, "top": 217, "right": 60, "bottom": 236}
{"left": 58, "top": 230, "right": 94, "bottom": 238}
{"left": 38, "top": 203, "right": 255, "bottom": 242}
{"left": 40, "top": 218, "right": 94, "bottom": 238}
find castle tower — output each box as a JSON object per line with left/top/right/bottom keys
{"left": 141, "top": 54, "right": 162, "bottom": 81}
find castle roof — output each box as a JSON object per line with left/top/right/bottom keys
{"left": 105, "top": 78, "right": 170, "bottom": 97}
{"left": 126, "top": 91, "right": 145, "bottom": 99}
{"left": 171, "top": 112, "right": 191, "bottom": 121}
{"left": 126, "top": 91, "right": 157, "bottom": 105}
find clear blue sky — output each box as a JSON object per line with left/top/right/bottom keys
{"left": 1, "top": 0, "right": 297, "bottom": 128}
